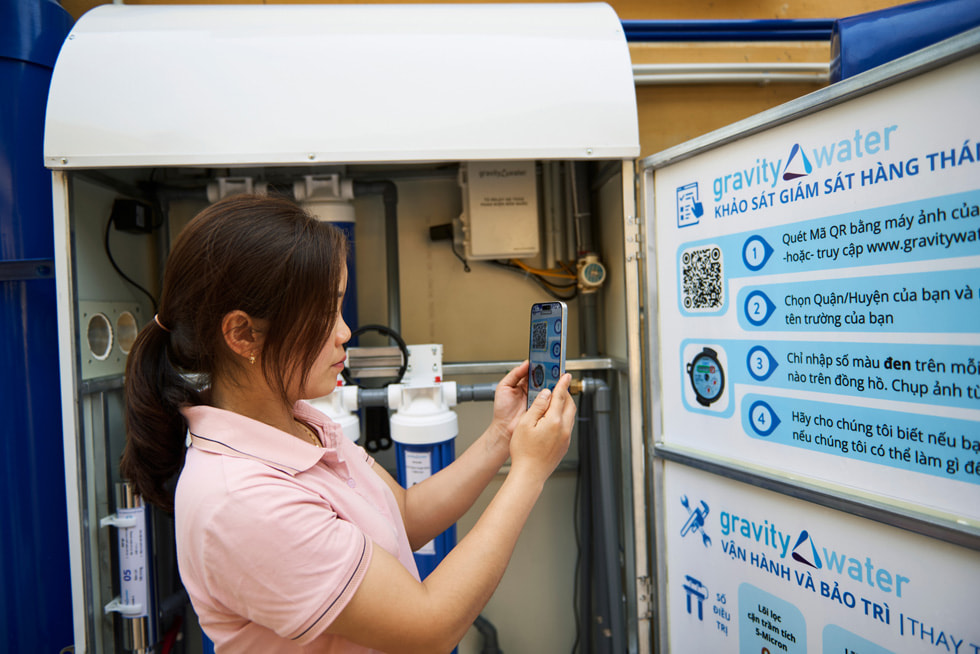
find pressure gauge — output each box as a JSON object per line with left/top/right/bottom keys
{"left": 687, "top": 347, "right": 725, "bottom": 407}
{"left": 577, "top": 254, "right": 606, "bottom": 292}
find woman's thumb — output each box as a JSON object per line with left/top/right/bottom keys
{"left": 527, "top": 388, "right": 552, "bottom": 418}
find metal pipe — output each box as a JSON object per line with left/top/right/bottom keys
{"left": 583, "top": 377, "right": 626, "bottom": 654}
{"left": 550, "top": 162, "right": 567, "bottom": 265}
{"left": 542, "top": 162, "right": 557, "bottom": 270}
{"left": 633, "top": 62, "right": 830, "bottom": 85}
{"left": 455, "top": 383, "right": 498, "bottom": 403}
{"left": 636, "top": 62, "right": 830, "bottom": 74}
{"left": 113, "top": 483, "right": 154, "bottom": 654}
{"left": 569, "top": 163, "right": 601, "bottom": 356}
{"left": 569, "top": 162, "right": 593, "bottom": 254}
{"left": 442, "top": 356, "right": 625, "bottom": 377}
{"left": 575, "top": 388, "right": 595, "bottom": 651}
{"left": 357, "top": 388, "right": 390, "bottom": 408}
{"left": 358, "top": 382, "right": 497, "bottom": 408}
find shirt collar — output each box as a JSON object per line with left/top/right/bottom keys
{"left": 181, "top": 401, "right": 345, "bottom": 476}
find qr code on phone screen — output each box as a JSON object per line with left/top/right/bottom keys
{"left": 681, "top": 245, "right": 723, "bottom": 312}
{"left": 531, "top": 322, "right": 548, "bottom": 350}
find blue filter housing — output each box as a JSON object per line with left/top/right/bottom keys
{"left": 0, "top": 0, "right": 74, "bottom": 651}
{"left": 334, "top": 220, "right": 358, "bottom": 333}
{"left": 395, "top": 439, "right": 457, "bottom": 579}
{"left": 294, "top": 178, "right": 359, "bottom": 334}
{"left": 831, "top": 0, "right": 980, "bottom": 82}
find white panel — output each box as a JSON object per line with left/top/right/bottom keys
{"left": 647, "top": 48, "right": 980, "bottom": 523}
{"left": 661, "top": 462, "right": 980, "bottom": 654}
{"left": 44, "top": 3, "right": 639, "bottom": 168}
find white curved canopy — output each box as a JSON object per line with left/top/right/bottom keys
{"left": 44, "top": 3, "right": 639, "bottom": 168}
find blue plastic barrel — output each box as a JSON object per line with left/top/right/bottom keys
{"left": 0, "top": 0, "right": 74, "bottom": 650}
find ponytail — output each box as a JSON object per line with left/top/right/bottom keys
{"left": 121, "top": 318, "right": 199, "bottom": 512}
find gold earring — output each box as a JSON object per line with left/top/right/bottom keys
{"left": 249, "top": 354, "right": 256, "bottom": 365}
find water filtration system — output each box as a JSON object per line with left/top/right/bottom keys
{"left": 43, "top": 6, "right": 640, "bottom": 652}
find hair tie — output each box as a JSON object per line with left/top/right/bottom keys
{"left": 154, "top": 314, "right": 171, "bottom": 333}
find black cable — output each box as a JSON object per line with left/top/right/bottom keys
{"left": 104, "top": 213, "right": 159, "bottom": 313}
{"left": 451, "top": 239, "right": 472, "bottom": 273}
{"left": 488, "top": 260, "right": 578, "bottom": 301}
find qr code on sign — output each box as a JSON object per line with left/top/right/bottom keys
{"left": 531, "top": 322, "right": 548, "bottom": 350}
{"left": 681, "top": 245, "right": 724, "bottom": 312}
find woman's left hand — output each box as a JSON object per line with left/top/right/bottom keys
{"left": 491, "top": 360, "right": 530, "bottom": 440}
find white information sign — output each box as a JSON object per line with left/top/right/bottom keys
{"left": 652, "top": 53, "right": 980, "bottom": 522}
{"left": 117, "top": 505, "right": 149, "bottom": 618}
{"left": 663, "top": 462, "right": 980, "bottom": 654}
{"left": 404, "top": 450, "right": 437, "bottom": 555}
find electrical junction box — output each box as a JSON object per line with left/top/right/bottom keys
{"left": 457, "top": 160, "right": 539, "bottom": 260}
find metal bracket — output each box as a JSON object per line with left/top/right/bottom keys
{"left": 104, "top": 596, "right": 144, "bottom": 617}
{"left": 0, "top": 259, "right": 54, "bottom": 281}
{"left": 100, "top": 513, "right": 138, "bottom": 529}
{"left": 636, "top": 575, "right": 655, "bottom": 619}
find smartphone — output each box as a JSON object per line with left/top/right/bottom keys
{"left": 526, "top": 301, "right": 568, "bottom": 408}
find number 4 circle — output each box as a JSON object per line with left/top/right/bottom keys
{"left": 748, "top": 400, "right": 780, "bottom": 437}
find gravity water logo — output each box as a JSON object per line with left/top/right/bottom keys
{"left": 719, "top": 509, "right": 794, "bottom": 559}
{"left": 790, "top": 530, "right": 821, "bottom": 569}
{"left": 718, "top": 508, "right": 912, "bottom": 598}
{"left": 710, "top": 123, "right": 900, "bottom": 206}
{"left": 709, "top": 143, "right": 814, "bottom": 206}
{"left": 782, "top": 144, "right": 812, "bottom": 181}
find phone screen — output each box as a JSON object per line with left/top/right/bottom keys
{"left": 527, "top": 301, "right": 567, "bottom": 408}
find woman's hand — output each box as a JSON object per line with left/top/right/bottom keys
{"left": 508, "top": 373, "right": 576, "bottom": 483}
{"left": 490, "top": 360, "right": 530, "bottom": 441}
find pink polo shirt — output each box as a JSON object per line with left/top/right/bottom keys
{"left": 175, "top": 401, "right": 419, "bottom": 652}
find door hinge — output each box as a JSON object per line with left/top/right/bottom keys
{"left": 636, "top": 575, "right": 654, "bottom": 619}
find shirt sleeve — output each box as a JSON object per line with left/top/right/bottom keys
{"left": 200, "top": 477, "right": 374, "bottom": 645}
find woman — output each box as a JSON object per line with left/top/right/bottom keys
{"left": 121, "top": 194, "right": 576, "bottom": 653}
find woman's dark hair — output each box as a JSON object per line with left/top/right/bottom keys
{"left": 121, "top": 194, "right": 348, "bottom": 511}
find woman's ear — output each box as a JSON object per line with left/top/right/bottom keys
{"left": 220, "top": 310, "right": 264, "bottom": 362}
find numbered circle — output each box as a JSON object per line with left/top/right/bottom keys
{"left": 748, "top": 400, "right": 780, "bottom": 437}
{"left": 744, "top": 290, "right": 775, "bottom": 326}
{"left": 742, "top": 235, "right": 774, "bottom": 271}
{"left": 550, "top": 364, "right": 561, "bottom": 379}
{"left": 743, "top": 237, "right": 766, "bottom": 268}
{"left": 746, "top": 345, "right": 777, "bottom": 382}
{"left": 553, "top": 319, "right": 562, "bottom": 335}
{"left": 552, "top": 341, "right": 562, "bottom": 358}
